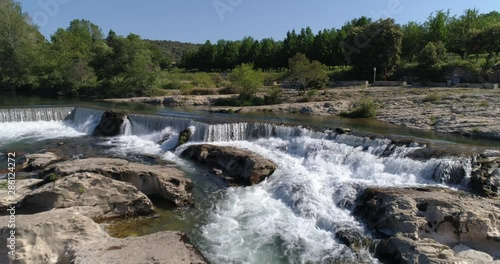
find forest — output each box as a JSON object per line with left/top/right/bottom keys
{"left": 1, "top": 0, "right": 499, "bottom": 98}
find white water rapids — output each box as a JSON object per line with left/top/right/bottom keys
{"left": 1, "top": 107, "right": 472, "bottom": 264}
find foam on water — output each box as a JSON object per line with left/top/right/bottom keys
{"left": 188, "top": 136, "right": 449, "bottom": 264}
{"left": 0, "top": 121, "right": 87, "bottom": 148}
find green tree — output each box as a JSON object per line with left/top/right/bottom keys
{"left": 48, "top": 19, "right": 103, "bottom": 96}
{"left": 239, "top": 36, "right": 258, "bottom": 64}
{"left": 92, "top": 32, "right": 158, "bottom": 97}
{"left": 425, "top": 10, "right": 450, "bottom": 43}
{"left": 401, "top": 22, "right": 426, "bottom": 62}
{"left": 344, "top": 19, "right": 403, "bottom": 80}
{"left": 288, "top": 53, "right": 328, "bottom": 92}
{"left": 229, "top": 63, "right": 263, "bottom": 99}
{"left": 0, "top": 0, "right": 45, "bottom": 95}
{"left": 418, "top": 41, "right": 447, "bottom": 66}
{"left": 466, "top": 23, "right": 500, "bottom": 65}
{"left": 256, "top": 38, "right": 278, "bottom": 70}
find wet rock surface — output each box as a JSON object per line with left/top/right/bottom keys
{"left": 0, "top": 208, "right": 108, "bottom": 264}
{"left": 93, "top": 111, "right": 128, "bottom": 137}
{"left": 18, "top": 172, "right": 154, "bottom": 219}
{"left": 354, "top": 187, "right": 500, "bottom": 263}
{"left": 24, "top": 152, "right": 61, "bottom": 171}
{"left": 44, "top": 158, "right": 194, "bottom": 207}
{"left": 471, "top": 152, "right": 500, "bottom": 197}
{"left": 181, "top": 144, "right": 277, "bottom": 185}
{"left": 74, "top": 231, "right": 207, "bottom": 264}
{"left": 0, "top": 208, "right": 207, "bottom": 264}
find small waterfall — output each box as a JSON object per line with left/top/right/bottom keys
{"left": 432, "top": 158, "right": 472, "bottom": 185}
{"left": 121, "top": 118, "right": 133, "bottom": 136}
{"left": 68, "top": 107, "right": 105, "bottom": 134}
{"left": 128, "top": 114, "right": 200, "bottom": 135}
{"left": 196, "top": 122, "right": 324, "bottom": 142}
{"left": 0, "top": 107, "right": 74, "bottom": 122}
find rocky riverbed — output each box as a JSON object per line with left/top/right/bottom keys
{"left": 104, "top": 87, "right": 500, "bottom": 140}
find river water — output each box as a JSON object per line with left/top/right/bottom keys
{"left": 1, "top": 97, "right": 497, "bottom": 264}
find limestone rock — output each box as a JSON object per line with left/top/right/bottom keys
{"left": 0, "top": 208, "right": 108, "bottom": 264}
{"left": 355, "top": 187, "right": 500, "bottom": 263}
{"left": 25, "top": 152, "right": 61, "bottom": 171}
{"left": 73, "top": 231, "right": 207, "bottom": 264}
{"left": 0, "top": 179, "right": 42, "bottom": 208}
{"left": 93, "top": 111, "right": 127, "bottom": 137}
{"left": 45, "top": 158, "right": 193, "bottom": 207}
{"left": 19, "top": 173, "right": 154, "bottom": 219}
{"left": 470, "top": 154, "right": 500, "bottom": 197}
{"left": 181, "top": 144, "right": 277, "bottom": 185}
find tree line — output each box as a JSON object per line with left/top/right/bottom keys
{"left": 181, "top": 10, "right": 500, "bottom": 79}
{"left": 0, "top": 0, "right": 170, "bottom": 98}
{"left": 1, "top": 0, "right": 500, "bottom": 99}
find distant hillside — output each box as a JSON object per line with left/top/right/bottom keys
{"left": 146, "top": 40, "right": 201, "bottom": 63}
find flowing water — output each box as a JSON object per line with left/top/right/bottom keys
{"left": 0, "top": 102, "right": 495, "bottom": 264}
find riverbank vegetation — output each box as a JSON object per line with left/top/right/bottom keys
{"left": 1, "top": 0, "right": 499, "bottom": 100}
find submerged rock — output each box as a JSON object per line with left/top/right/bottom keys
{"left": 93, "top": 111, "right": 127, "bottom": 137}
{"left": 181, "top": 144, "right": 277, "bottom": 185}
{"left": 354, "top": 187, "right": 500, "bottom": 263}
{"left": 19, "top": 173, "right": 154, "bottom": 219}
{"left": 44, "top": 158, "right": 194, "bottom": 207}
{"left": 74, "top": 231, "right": 207, "bottom": 264}
{"left": 177, "top": 128, "right": 192, "bottom": 147}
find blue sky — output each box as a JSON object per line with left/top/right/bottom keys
{"left": 19, "top": 0, "right": 499, "bottom": 43}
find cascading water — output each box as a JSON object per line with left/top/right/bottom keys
{"left": 183, "top": 135, "right": 453, "bottom": 264}
{"left": 69, "top": 107, "right": 105, "bottom": 134}
{"left": 0, "top": 107, "right": 74, "bottom": 122}
{"left": 2, "top": 106, "right": 478, "bottom": 264}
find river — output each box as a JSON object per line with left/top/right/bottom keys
{"left": 1, "top": 96, "right": 497, "bottom": 263}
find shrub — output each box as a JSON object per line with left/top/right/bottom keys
{"left": 219, "top": 84, "right": 240, "bottom": 95}
{"left": 189, "top": 88, "right": 218, "bottom": 95}
{"left": 229, "top": 63, "right": 263, "bottom": 99}
{"left": 191, "top": 73, "right": 217, "bottom": 88}
{"left": 341, "top": 98, "right": 379, "bottom": 118}
{"left": 423, "top": 92, "right": 441, "bottom": 102}
{"left": 179, "top": 83, "right": 194, "bottom": 95}
{"left": 264, "top": 86, "right": 283, "bottom": 104}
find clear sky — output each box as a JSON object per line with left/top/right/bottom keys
{"left": 18, "top": 0, "right": 500, "bottom": 44}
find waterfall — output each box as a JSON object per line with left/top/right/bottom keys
{"left": 128, "top": 114, "right": 200, "bottom": 135}
{"left": 0, "top": 107, "right": 74, "bottom": 122}
{"left": 68, "top": 107, "right": 105, "bottom": 134}
{"left": 121, "top": 118, "right": 133, "bottom": 136}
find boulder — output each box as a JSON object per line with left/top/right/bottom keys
{"left": 181, "top": 144, "right": 277, "bottom": 185}
{"left": 0, "top": 179, "right": 42, "bottom": 209}
{"left": 74, "top": 231, "right": 207, "bottom": 264}
{"left": 0, "top": 208, "right": 108, "bottom": 264}
{"left": 24, "top": 152, "right": 61, "bottom": 171}
{"left": 335, "top": 127, "right": 352, "bottom": 135}
{"left": 355, "top": 187, "right": 500, "bottom": 263}
{"left": 44, "top": 158, "right": 193, "bottom": 207}
{"left": 177, "top": 128, "right": 192, "bottom": 147}
{"left": 18, "top": 173, "right": 154, "bottom": 219}
{"left": 0, "top": 209, "right": 206, "bottom": 264}
{"left": 93, "top": 111, "right": 127, "bottom": 137}
{"left": 470, "top": 154, "right": 500, "bottom": 197}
